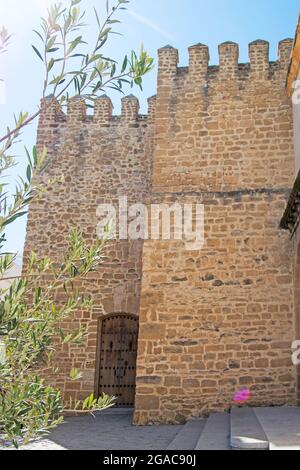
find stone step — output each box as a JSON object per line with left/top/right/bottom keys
{"left": 167, "top": 419, "right": 206, "bottom": 450}
{"left": 254, "top": 407, "right": 300, "bottom": 450}
{"left": 97, "top": 407, "right": 134, "bottom": 415}
{"left": 230, "top": 407, "right": 269, "bottom": 450}
{"left": 195, "top": 413, "right": 231, "bottom": 450}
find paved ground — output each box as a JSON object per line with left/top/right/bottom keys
{"left": 254, "top": 407, "right": 300, "bottom": 450}
{"left": 3, "top": 406, "right": 300, "bottom": 450}
{"left": 1, "top": 409, "right": 183, "bottom": 450}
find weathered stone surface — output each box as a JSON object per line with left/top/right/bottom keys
{"left": 24, "top": 39, "right": 297, "bottom": 425}
{"left": 23, "top": 94, "right": 154, "bottom": 405}
{"left": 134, "top": 40, "right": 296, "bottom": 424}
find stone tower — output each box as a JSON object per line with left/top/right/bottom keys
{"left": 24, "top": 38, "right": 297, "bottom": 424}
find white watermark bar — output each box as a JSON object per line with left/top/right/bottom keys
{"left": 292, "top": 340, "right": 300, "bottom": 365}
{"left": 96, "top": 197, "right": 205, "bottom": 251}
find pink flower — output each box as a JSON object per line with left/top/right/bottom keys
{"left": 233, "top": 388, "right": 251, "bottom": 404}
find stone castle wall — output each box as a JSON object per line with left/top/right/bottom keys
{"left": 24, "top": 37, "right": 297, "bottom": 422}
{"left": 134, "top": 39, "right": 297, "bottom": 424}
{"left": 23, "top": 95, "right": 154, "bottom": 402}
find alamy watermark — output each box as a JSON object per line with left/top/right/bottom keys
{"left": 96, "top": 197, "right": 205, "bottom": 251}
{"left": 292, "top": 340, "right": 300, "bottom": 365}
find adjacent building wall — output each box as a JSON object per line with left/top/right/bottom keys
{"left": 282, "top": 15, "right": 300, "bottom": 405}
{"left": 294, "top": 67, "right": 300, "bottom": 174}
{"left": 286, "top": 15, "right": 300, "bottom": 174}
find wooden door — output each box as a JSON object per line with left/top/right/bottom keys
{"left": 97, "top": 314, "right": 138, "bottom": 407}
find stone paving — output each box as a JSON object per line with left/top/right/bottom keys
{"left": 3, "top": 406, "right": 300, "bottom": 450}
{"left": 1, "top": 410, "right": 182, "bottom": 450}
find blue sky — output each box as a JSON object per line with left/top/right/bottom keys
{"left": 0, "top": 0, "right": 299, "bottom": 256}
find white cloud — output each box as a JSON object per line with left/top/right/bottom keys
{"left": 127, "top": 10, "right": 175, "bottom": 41}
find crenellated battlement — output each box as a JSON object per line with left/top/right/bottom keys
{"left": 218, "top": 42, "right": 239, "bottom": 78}
{"left": 188, "top": 43, "right": 210, "bottom": 82}
{"left": 39, "top": 38, "right": 293, "bottom": 129}
{"left": 152, "top": 38, "right": 294, "bottom": 194}
{"left": 158, "top": 38, "right": 293, "bottom": 83}
{"left": 37, "top": 38, "right": 294, "bottom": 195}
{"left": 39, "top": 93, "right": 157, "bottom": 127}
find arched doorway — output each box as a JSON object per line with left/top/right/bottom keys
{"left": 96, "top": 313, "right": 139, "bottom": 407}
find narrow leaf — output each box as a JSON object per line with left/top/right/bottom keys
{"left": 32, "top": 45, "right": 44, "bottom": 62}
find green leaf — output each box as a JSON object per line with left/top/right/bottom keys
{"left": 32, "top": 45, "right": 44, "bottom": 62}
{"left": 67, "top": 36, "right": 85, "bottom": 55}
{"left": 2, "top": 211, "right": 27, "bottom": 227}
{"left": 32, "top": 146, "right": 38, "bottom": 166}
{"left": 26, "top": 164, "right": 32, "bottom": 183}
{"left": 134, "top": 76, "right": 143, "bottom": 90}
{"left": 70, "top": 368, "right": 82, "bottom": 381}
{"left": 47, "top": 47, "right": 60, "bottom": 53}
{"left": 110, "top": 62, "right": 116, "bottom": 78}
{"left": 33, "top": 29, "right": 44, "bottom": 42}
{"left": 46, "top": 36, "right": 57, "bottom": 51}
{"left": 25, "top": 147, "right": 33, "bottom": 169}
{"left": 121, "top": 55, "right": 128, "bottom": 74}
{"left": 47, "top": 58, "right": 55, "bottom": 72}
{"left": 94, "top": 7, "right": 100, "bottom": 27}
